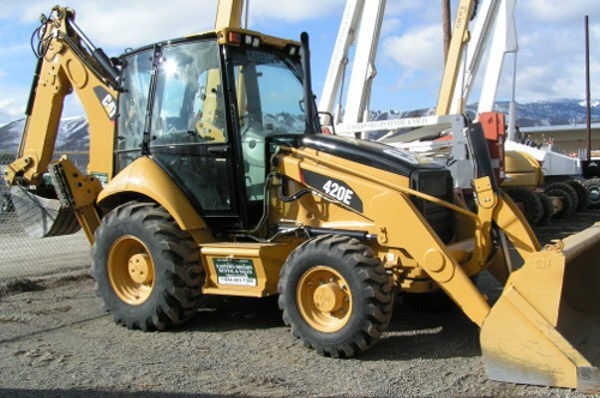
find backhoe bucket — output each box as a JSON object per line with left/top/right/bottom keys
{"left": 481, "top": 223, "right": 600, "bottom": 392}
{"left": 10, "top": 186, "right": 80, "bottom": 238}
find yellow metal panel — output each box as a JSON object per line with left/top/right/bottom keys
{"left": 200, "top": 241, "right": 298, "bottom": 297}
{"left": 215, "top": 0, "right": 243, "bottom": 30}
{"left": 96, "top": 157, "right": 207, "bottom": 232}
{"left": 185, "top": 28, "right": 300, "bottom": 49}
{"left": 503, "top": 150, "right": 544, "bottom": 187}
{"left": 493, "top": 192, "right": 541, "bottom": 259}
{"left": 53, "top": 156, "right": 102, "bottom": 243}
{"left": 54, "top": 156, "right": 102, "bottom": 208}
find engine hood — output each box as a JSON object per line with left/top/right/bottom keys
{"left": 301, "top": 134, "right": 444, "bottom": 177}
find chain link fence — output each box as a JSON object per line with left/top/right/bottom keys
{"left": 0, "top": 152, "right": 92, "bottom": 280}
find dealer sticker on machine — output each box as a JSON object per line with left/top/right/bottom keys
{"left": 213, "top": 258, "right": 258, "bottom": 287}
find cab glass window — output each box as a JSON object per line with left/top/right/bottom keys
{"left": 149, "top": 40, "right": 233, "bottom": 213}
{"left": 231, "top": 47, "right": 304, "bottom": 200}
{"left": 151, "top": 41, "right": 228, "bottom": 146}
{"left": 116, "top": 49, "right": 152, "bottom": 169}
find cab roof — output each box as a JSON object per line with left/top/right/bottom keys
{"left": 121, "top": 27, "right": 300, "bottom": 57}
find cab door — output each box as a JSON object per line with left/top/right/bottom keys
{"left": 148, "top": 40, "right": 239, "bottom": 219}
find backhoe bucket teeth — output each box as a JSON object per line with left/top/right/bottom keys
{"left": 481, "top": 223, "right": 600, "bottom": 392}
{"left": 10, "top": 186, "right": 80, "bottom": 238}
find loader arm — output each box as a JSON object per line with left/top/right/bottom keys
{"left": 277, "top": 150, "right": 539, "bottom": 327}
{"left": 274, "top": 126, "right": 540, "bottom": 328}
{"left": 4, "top": 6, "right": 119, "bottom": 187}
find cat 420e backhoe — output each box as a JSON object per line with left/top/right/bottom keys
{"left": 4, "top": 3, "right": 600, "bottom": 392}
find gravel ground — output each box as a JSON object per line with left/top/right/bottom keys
{"left": 0, "top": 209, "right": 90, "bottom": 279}
{"left": 0, "top": 232, "right": 90, "bottom": 279}
{"left": 0, "top": 209, "right": 598, "bottom": 397}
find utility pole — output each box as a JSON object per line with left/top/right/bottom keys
{"left": 585, "top": 15, "right": 592, "bottom": 161}
{"left": 442, "top": 0, "right": 452, "bottom": 61}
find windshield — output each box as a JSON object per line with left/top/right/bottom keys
{"left": 230, "top": 47, "right": 305, "bottom": 136}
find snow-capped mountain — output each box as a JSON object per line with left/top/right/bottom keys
{"left": 369, "top": 98, "right": 600, "bottom": 127}
{"left": 0, "top": 119, "right": 23, "bottom": 153}
{"left": 488, "top": 99, "right": 600, "bottom": 127}
{"left": 0, "top": 116, "right": 89, "bottom": 153}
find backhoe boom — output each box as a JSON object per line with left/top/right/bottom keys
{"left": 4, "top": 6, "right": 118, "bottom": 187}
{"left": 4, "top": 6, "right": 119, "bottom": 241}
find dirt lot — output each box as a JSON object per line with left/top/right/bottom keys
{"left": 0, "top": 210, "right": 598, "bottom": 397}
{"left": 0, "top": 232, "right": 90, "bottom": 279}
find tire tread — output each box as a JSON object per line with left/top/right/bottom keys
{"left": 90, "top": 201, "right": 203, "bottom": 331}
{"left": 277, "top": 235, "right": 393, "bottom": 358}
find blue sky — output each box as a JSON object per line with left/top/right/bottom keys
{"left": 0, "top": 0, "right": 599, "bottom": 124}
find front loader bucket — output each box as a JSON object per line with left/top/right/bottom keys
{"left": 10, "top": 186, "right": 80, "bottom": 238}
{"left": 481, "top": 223, "right": 600, "bottom": 392}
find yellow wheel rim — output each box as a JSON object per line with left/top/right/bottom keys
{"left": 108, "top": 235, "right": 155, "bottom": 305}
{"left": 296, "top": 266, "right": 352, "bottom": 333}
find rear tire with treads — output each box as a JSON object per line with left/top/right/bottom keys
{"left": 278, "top": 235, "right": 393, "bottom": 358}
{"left": 91, "top": 201, "right": 203, "bottom": 331}
{"left": 545, "top": 187, "right": 575, "bottom": 218}
{"left": 535, "top": 191, "right": 554, "bottom": 225}
{"left": 545, "top": 182, "right": 579, "bottom": 212}
{"left": 503, "top": 186, "right": 543, "bottom": 226}
{"left": 564, "top": 180, "right": 588, "bottom": 210}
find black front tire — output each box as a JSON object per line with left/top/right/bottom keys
{"left": 90, "top": 202, "right": 204, "bottom": 331}
{"left": 278, "top": 235, "right": 393, "bottom": 358}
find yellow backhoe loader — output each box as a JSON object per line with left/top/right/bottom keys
{"left": 4, "top": 4, "right": 600, "bottom": 392}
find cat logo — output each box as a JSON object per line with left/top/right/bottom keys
{"left": 93, "top": 86, "right": 117, "bottom": 120}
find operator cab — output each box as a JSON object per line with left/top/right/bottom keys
{"left": 114, "top": 30, "right": 305, "bottom": 230}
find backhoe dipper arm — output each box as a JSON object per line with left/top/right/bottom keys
{"left": 4, "top": 6, "right": 119, "bottom": 187}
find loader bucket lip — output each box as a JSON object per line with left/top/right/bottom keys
{"left": 481, "top": 223, "right": 600, "bottom": 392}
{"left": 482, "top": 301, "right": 600, "bottom": 392}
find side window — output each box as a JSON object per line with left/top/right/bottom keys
{"left": 151, "top": 42, "right": 227, "bottom": 145}
{"left": 116, "top": 50, "right": 152, "bottom": 170}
